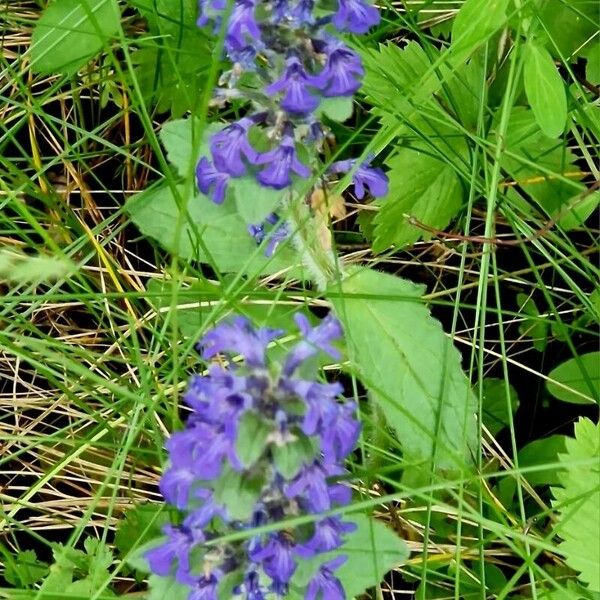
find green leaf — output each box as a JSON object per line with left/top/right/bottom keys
{"left": 547, "top": 352, "right": 600, "bottom": 404}
{"left": 518, "top": 435, "right": 567, "bottom": 486}
{"left": 524, "top": 42, "right": 568, "bottom": 138}
{"left": 480, "top": 378, "right": 520, "bottom": 436}
{"left": 450, "top": 0, "right": 509, "bottom": 62}
{"left": 372, "top": 149, "right": 464, "bottom": 251}
{"left": 114, "top": 504, "right": 169, "bottom": 560}
{"left": 317, "top": 97, "right": 354, "bottom": 123}
{"left": 552, "top": 418, "right": 600, "bottom": 591}
{"left": 558, "top": 189, "right": 600, "bottom": 230}
{"left": 330, "top": 268, "right": 478, "bottom": 473}
{"left": 235, "top": 411, "right": 272, "bottom": 467}
{"left": 4, "top": 550, "right": 49, "bottom": 587}
{"left": 31, "top": 0, "right": 120, "bottom": 75}
{"left": 213, "top": 467, "right": 265, "bottom": 521}
{"left": 537, "top": 0, "right": 599, "bottom": 61}
{"left": 497, "top": 107, "right": 582, "bottom": 215}
{"left": 125, "top": 182, "right": 299, "bottom": 275}
{"left": 231, "top": 175, "right": 284, "bottom": 224}
{"left": 586, "top": 41, "right": 600, "bottom": 83}
{"left": 133, "top": 0, "right": 212, "bottom": 116}
{"left": 272, "top": 435, "right": 316, "bottom": 480}
{"left": 517, "top": 293, "right": 548, "bottom": 352}
{"left": 147, "top": 574, "right": 190, "bottom": 600}
{"left": 288, "top": 515, "right": 409, "bottom": 598}
{"left": 159, "top": 119, "right": 223, "bottom": 178}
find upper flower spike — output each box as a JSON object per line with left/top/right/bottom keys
{"left": 332, "top": 0, "right": 381, "bottom": 34}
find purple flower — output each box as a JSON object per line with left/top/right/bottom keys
{"left": 266, "top": 57, "right": 320, "bottom": 115}
{"left": 148, "top": 315, "right": 361, "bottom": 599}
{"left": 320, "top": 402, "right": 361, "bottom": 463}
{"left": 273, "top": 0, "right": 315, "bottom": 25}
{"left": 283, "top": 313, "right": 342, "bottom": 375}
{"left": 310, "top": 40, "right": 364, "bottom": 97}
{"left": 330, "top": 155, "right": 389, "bottom": 199}
{"left": 256, "top": 136, "right": 311, "bottom": 189}
{"left": 285, "top": 461, "right": 343, "bottom": 512}
{"left": 210, "top": 118, "right": 260, "bottom": 176}
{"left": 332, "top": 0, "right": 380, "bottom": 34}
{"left": 196, "top": 157, "right": 229, "bottom": 204}
{"left": 250, "top": 533, "right": 297, "bottom": 587}
{"left": 159, "top": 465, "right": 197, "bottom": 509}
{"left": 188, "top": 571, "right": 221, "bottom": 600}
{"left": 297, "top": 516, "right": 356, "bottom": 557}
{"left": 306, "top": 556, "right": 347, "bottom": 600}
{"left": 145, "top": 525, "right": 203, "bottom": 585}
{"left": 197, "top": 0, "right": 226, "bottom": 27}
{"left": 226, "top": 0, "right": 261, "bottom": 52}
{"left": 199, "top": 317, "right": 282, "bottom": 367}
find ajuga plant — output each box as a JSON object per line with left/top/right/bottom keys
{"left": 195, "top": 0, "right": 389, "bottom": 286}
{"left": 145, "top": 314, "right": 361, "bottom": 599}
{"left": 140, "top": 2, "right": 412, "bottom": 598}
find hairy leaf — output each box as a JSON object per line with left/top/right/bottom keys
{"left": 331, "top": 268, "right": 478, "bottom": 473}
{"left": 31, "top": 0, "right": 120, "bottom": 75}
{"left": 4, "top": 550, "right": 49, "bottom": 587}
{"left": 125, "top": 182, "right": 299, "bottom": 275}
{"left": 552, "top": 418, "right": 600, "bottom": 590}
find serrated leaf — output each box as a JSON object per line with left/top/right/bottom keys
{"left": 4, "top": 550, "right": 49, "bottom": 587}
{"left": 547, "top": 352, "right": 599, "bottom": 405}
{"left": 552, "top": 418, "right": 600, "bottom": 590}
{"left": 372, "top": 149, "right": 463, "bottom": 252}
{"left": 125, "top": 182, "right": 299, "bottom": 275}
{"left": 235, "top": 411, "right": 272, "bottom": 467}
{"left": 31, "top": 0, "right": 120, "bottom": 75}
{"left": 330, "top": 268, "right": 477, "bottom": 473}
{"left": 159, "top": 119, "right": 223, "bottom": 178}
{"left": 480, "top": 378, "right": 520, "bottom": 436}
{"left": 524, "top": 42, "right": 568, "bottom": 138}
{"left": 450, "top": 0, "right": 509, "bottom": 62}
{"left": 288, "top": 515, "right": 409, "bottom": 598}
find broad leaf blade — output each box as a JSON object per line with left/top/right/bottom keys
{"left": 450, "top": 0, "right": 509, "bottom": 62}
{"left": 524, "top": 42, "right": 568, "bottom": 138}
{"left": 373, "top": 149, "right": 463, "bottom": 251}
{"left": 31, "top": 0, "right": 120, "bottom": 75}
{"left": 331, "top": 268, "right": 478, "bottom": 473}
{"left": 547, "top": 352, "right": 600, "bottom": 405}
